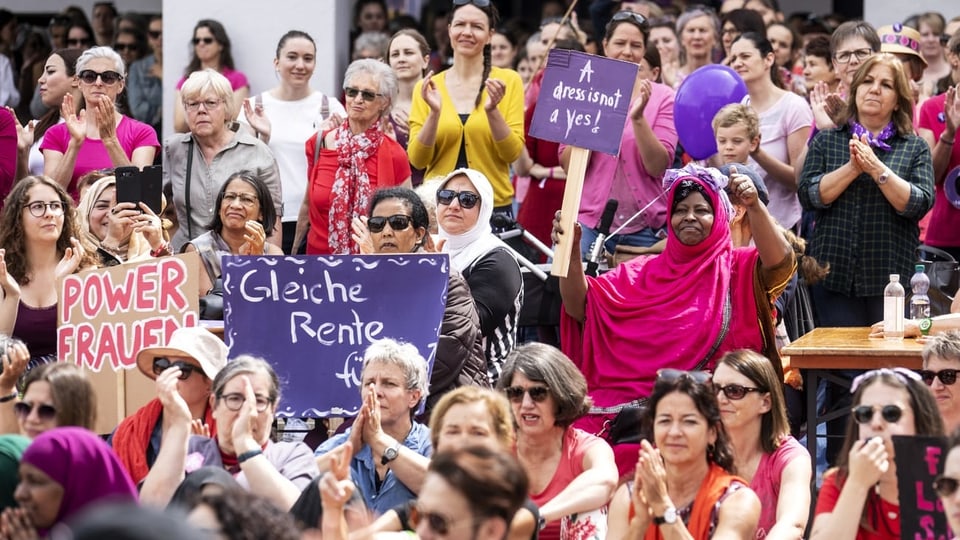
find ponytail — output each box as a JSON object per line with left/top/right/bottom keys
{"left": 476, "top": 43, "right": 492, "bottom": 108}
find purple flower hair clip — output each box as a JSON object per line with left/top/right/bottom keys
{"left": 850, "top": 367, "right": 922, "bottom": 394}
{"left": 662, "top": 163, "right": 735, "bottom": 222}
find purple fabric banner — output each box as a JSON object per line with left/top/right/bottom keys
{"left": 223, "top": 254, "right": 449, "bottom": 417}
{"left": 529, "top": 49, "right": 638, "bottom": 155}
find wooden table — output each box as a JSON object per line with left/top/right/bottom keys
{"left": 781, "top": 327, "right": 924, "bottom": 463}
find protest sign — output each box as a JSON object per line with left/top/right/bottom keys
{"left": 527, "top": 49, "right": 637, "bottom": 278}
{"left": 893, "top": 435, "right": 950, "bottom": 540}
{"left": 57, "top": 252, "right": 200, "bottom": 433}
{"left": 529, "top": 49, "right": 637, "bottom": 155}
{"left": 223, "top": 254, "right": 449, "bottom": 417}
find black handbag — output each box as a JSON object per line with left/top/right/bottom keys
{"left": 915, "top": 245, "right": 959, "bottom": 316}
{"left": 199, "top": 278, "right": 224, "bottom": 320}
{"left": 607, "top": 404, "right": 646, "bottom": 445}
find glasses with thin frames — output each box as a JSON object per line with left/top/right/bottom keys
{"left": 218, "top": 392, "right": 272, "bottom": 412}
{"left": 503, "top": 385, "right": 550, "bottom": 403}
{"left": 920, "top": 369, "right": 958, "bottom": 386}
{"left": 222, "top": 192, "right": 259, "bottom": 208}
{"left": 152, "top": 357, "right": 200, "bottom": 380}
{"left": 436, "top": 189, "right": 480, "bottom": 209}
{"left": 184, "top": 99, "right": 223, "bottom": 112}
{"left": 852, "top": 404, "right": 903, "bottom": 424}
{"left": 344, "top": 86, "right": 383, "bottom": 102}
{"left": 716, "top": 383, "right": 762, "bottom": 400}
{"left": 934, "top": 475, "right": 960, "bottom": 497}
{"left": 23, "top": 201, "right": 64, "bottom": 218}
{"left": 193, "top": 37, "right": 215, "bottom": 45}
{"left": 834, "top": 48, "right": 872, "bottom": 64}
{"left": 78, "top": 69, "right": 123, "bottom": 85}
{"left": 13, "top": 402, "right": 57, "bottom": 422}
{"left": 368, "top": 214, "right": 413, "bottom": 233}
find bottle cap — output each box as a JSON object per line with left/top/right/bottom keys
{"left": 890, "top": 274, "right": 900, "bottom": 281}
{"left": 916, "top": 264, "right": 925, "bottom": 273}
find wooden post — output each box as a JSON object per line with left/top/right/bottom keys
{"left": 551, "top": 146, "right": 590, "bottom": 278}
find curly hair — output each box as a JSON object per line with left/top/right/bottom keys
{"left": 197, "top": 489, "right": 300, "bottom": 540}
{"left": 0, "top": 176, "right": 99, "bottom": 286}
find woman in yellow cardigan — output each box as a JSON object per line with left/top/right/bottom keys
{"left": 408, "top": 0, "right": 524, "bottom": 213}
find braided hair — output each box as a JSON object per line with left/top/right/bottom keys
{"left": 451, "top": 1, "right": 499, "bottom": 108}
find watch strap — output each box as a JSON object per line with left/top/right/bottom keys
{"left": 920, "top": 317, "right": 933, "bottom": 336}
{"left": 0, "top": 390, "right": 17, "bottom": 403}
{"left": 237, "top": 448, "right": 263, "bottom": 464}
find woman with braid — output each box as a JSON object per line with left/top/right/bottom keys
{"left": 408, "top": 0, "right": 524, "bottom": 217}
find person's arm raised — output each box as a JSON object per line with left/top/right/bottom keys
{"left": 552, "top": 211, "right": 587, "bottom": 322}
{"left": 728, "top": 167, "right": 791, "bottom": 269}
{"left": 138, "top": 367, "right": 193, "bottom": 507}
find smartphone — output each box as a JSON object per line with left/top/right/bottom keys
{"left": 114, "top": 166, "right": 163, "bottom": 214}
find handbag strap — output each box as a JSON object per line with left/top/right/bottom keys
{"left": 184, "top": 138, "right": 194, "bottom": 240}
{"left": 695, "top": 289, "right": 732, "bottom": 372}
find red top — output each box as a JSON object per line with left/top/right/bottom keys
{"left": 815, "top": 470, "right": 900, "bottom": 540}
{"left": 917, "top": 93, "right": 960, "bottom": 248}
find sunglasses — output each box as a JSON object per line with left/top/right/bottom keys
{"left": 852, "top": 404, "right": 903, "bottom": 424}
{"left": 78, "top": 69, "right": 123, "bottom": 85}
{"left": 453, "top": 0, "right": 491, "bottom": 7}
{"left": 152, "top": 357, "right": 200, "bottom": 380}
{"left": 411, "top": 505, "right": 457, "bottom": 535}
{"left": 368, "top": 214, "right": 413, "bottom": 233}
{"left": 920, "top": 369, "right": 959, "bottom": 386}
{"left": 436, "top": 189, "right": 480, "bottom": 209}
{"left": 611, "top": 10, "right": 648, "bottom": 27}
{"left": 716, "top": 383, "right": 762, "bottom": 400}
{"left": 14, "top": 402, "right": 57, "bottom": 422}
{"left": 193, "top": 37, "right": 216, "bottom": 45}
{"left": 657, "top": 368, "right": 712, "bottom": 385}
{"left": 113, "top": 43, "right": 138, "bottom": 52}
{"left": 503, "top": 385, "right": 550, "bottom": 403}
{"left": 148, "top": 30, "right": 162, "bottom": 39}
{"left": 344, "top": 86, "right": 383, "bottom": 102}
{"left": 934, "top": 475, "right": 960, "bottom": 497}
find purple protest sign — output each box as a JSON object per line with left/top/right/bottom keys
{"left": 529, "top": 49, "right": 638, "bottom": 155}
{"left": 222, "top": 255, "right": 449, "bottom": 417}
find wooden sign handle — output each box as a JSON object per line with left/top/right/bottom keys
{"left": 551, "top": 147, "right": 590, "bottom": 278}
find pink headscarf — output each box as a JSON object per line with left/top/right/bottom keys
{"left": 562, "top": 165, "right": 762, "bottom": 420}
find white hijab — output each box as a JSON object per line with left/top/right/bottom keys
{"left": 437, "top": 168, "right": 510, "bottom": 272}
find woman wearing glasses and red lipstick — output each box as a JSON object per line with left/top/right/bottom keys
{"left": 811, "top": 368, "right": 943, "bottom": 540}
{"left": 713, "top": 350, "right": 811, "bottom": 539}
{"left": 109, "top": 326, "right": 228, "bottom": 485}
{"left": 497, "top": 343, "right": 618, "bottom": 540}
{"left": 295, "top": 59, "right": 411, "bottom": 255}
{"left": 608, "top": 369, "right": 761, "bottom": 540}
{"left": 40, "top": 46, "right": 158, "bottom": 202}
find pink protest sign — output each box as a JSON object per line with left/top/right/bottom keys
{"left": 529, "top": 49, "right": 637, "bottom": 155}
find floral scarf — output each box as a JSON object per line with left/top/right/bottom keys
{"left": 328, "top": 120, "right": 384, "bottom": 253}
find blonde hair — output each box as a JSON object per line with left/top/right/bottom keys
{"left": 179, "top": 68, "right": 238, "bottom": 122}
{"left": 712, "top": 103, "right": 760, "bottom": 140}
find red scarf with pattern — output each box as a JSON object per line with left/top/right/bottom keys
{"left": 327, "top": 120, "right": 383, "bottom": 253}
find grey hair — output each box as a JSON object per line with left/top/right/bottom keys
{"left": 179, "top": 68, "right": 238, "bottom": 121}
{"left": 343, "top": 58, "right": 398, "bottom": 116}
{"left": 361, "top": 338, "right": 429, "bottom": 403}
{"left": 676, "top": 8, "right": 720, "bottom": 49}
{"left": 496, "top": 343, "right": 592, "bottom": 428}
{"left": 353, "top": 31, "right": 390, "bottom": 60}
{"left": 923, "top": 330, "right": 960, "bottom": 366}
{"left": 212, "top": 355, "right": 281, "bottom": 404}
{"left": 76, "top": 46, "right": 126, "bottom": 78}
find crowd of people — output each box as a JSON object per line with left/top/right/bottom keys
{"left": 1, "top": 0, "right": 960, "bottom": 538}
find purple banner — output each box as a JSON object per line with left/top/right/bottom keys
{"left": 223, "top": 255, "right": 449, "bottom": 417}
{"left": 528, "top": 49, "right": 638, "bottom": 155}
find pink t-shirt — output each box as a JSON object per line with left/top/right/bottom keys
{"left": 561, "top": 81, "right": 678, "bottom": 234}
{"left": 176, "top": 66, "right": 249, "bottom": 91}
{"left": 745, "top": 91, "right": 813, "bottom": 230}
{"left": 39, "top": 115, "right": 160, "bottom": 201}
{"left": 751, "top": 436, "right": 808, "bottom": 538}
{"left": 918, "top": 93, "right": 960, "bottom": 248}
{"left": 529, "top": 428, "right": 608, "bottom": 540}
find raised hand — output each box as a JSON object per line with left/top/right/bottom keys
{"left": 4, "top": 106, "right": 34, "bottom": 151}
{"left": 421, "top": 71, "right": 442, "bottom": 113}
{"left": 635, "top": 440, "right": 670, "bottom": 512}
{"left": 630, "top": 79, "right": 652, "bottom": 122}
{"left": 944, "top": 86, "right": 960, "bottom": 136}
{"left": 551, "top": 209, "right": 581, "bottom": 247}
{"left": 95, "top": 97, "right": 118, "bottom": 141}
{"left": 849, "top": 135, "right": 885, "bottom": 178}
{"left": 0, "top": 338, "right": 29, "bottom": 394}
{"left": 350, "top": 216, "right": 374, "bottom": 255}
{"left": 242, "top": 98, "right": 272, "bottom": 139}
{"left": 156, "top": 366, "right": 192, "bottom": 424}
{"left": 54, "top": 237, "right": 84, "bottom": 280}
{"left": 320, "top": 441, "right": 356, "bottom": 509}
{"left": 360, "top": 383, "right": 383, "bottom": 445}
{"left": 847, "top": 437, "right": 890, "bottom": 488}
{"left": 239, "top": 220, "right": 267, "bottom": 256}
{"left": 133, "top": 203, "right": 164, "bottom": 250}
{"left": 0, "top": 249, "right": 21, "bottom": 300}
{"left": 105, "top": 202, "right": 139, "bottom": 248}
{"left": 727, "top": 166, "right": 760, "bottom": 208}
{"left": 61, "top": 93, "right": 86, "bottom": 143}
{"left": 229, "top": 375, "right": 262, "bottom": 453}
{"left": 484, "top": 78, "right": 506, "bottom": 112}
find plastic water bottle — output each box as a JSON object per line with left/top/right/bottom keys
{"left": 910, "top": 264, "right": 931, "bottom": 320}
{"left": 884, "top": 274, "right": 905, "bottom": 340}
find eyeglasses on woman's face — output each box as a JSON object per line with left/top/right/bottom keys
{"left": 716, "top": 383, "right": 762, "bottom": 400}
{"left": 78, "top": 69, "right": 123, "bottom": 85}
{"left": 193, "top": 37, "right": 215, "bottom": 45}
{"left": 368, "top": 214, "right": 413, "bottom": 233}
{"left": 218, "top": 392, "right": 272, "bottom": 412}
{"left": 152, "top": 357, "right": 200, "bottom": 380}
{"left": 22, "top": 201, "right": 64, "bottom": 218}
{"left": 920, "top": 369, "right": 959, "bottom": 386}
{"left": 852, "top": 404, "right": 904, "bottom": 424}
{"left": 14, "top": 402, "right": 57, "bottom": 422}
{"left": 934, "top": 474, "right": 960, "bottom": 497}
{"left": 222, "top": 192, "right": 258, "bottom": 208}
{"left": 344, "top": 86, "right": 383, "bottom": 102}
{"left": 436, "top": 189, "right": 480, "bottom": 209}
{"left": 503, "top": 385, "right": 550, "bottom": 403}
{"left": 184, "top": 99, "right": 223, "bottom": 112}
{"left": 834, "top": 48, "right": 872, "bottom": 64}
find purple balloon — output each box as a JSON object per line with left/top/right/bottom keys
{"left": 674, "top": 65, "right": 748, "bottom": 160}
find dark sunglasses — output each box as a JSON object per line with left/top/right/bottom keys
{"left": 716, "top": 383, "right": 762, "bottom": 400}
{"left": 852, "top": 404, "right": 903, "bottom": 424}
{"left": 934, "top": 475, "right": 960, "bottom": 497}
{"left": 152, "top": 357, "right": 199, "bottom": 380}
{"left": 78, "top": 69, "right": 123, "bottom": 85}
{"left": 411, "top": 506, "right": 455, "bottom": 535}
{"left": 193, "top": 37, "right": 216, "bottom": 45}
{"left": 503, "top": 385, "right": 550, "bottom": 403}
{"left": 453, "top": 0, "right": 491, "bottom": 7}
{"left": 67, "top": 38, "right": 92, "bottom": 46}
{"left": 611, "top": 10, "right": 648, "bottom": 28}
{"left": 113, "top": 43, "right": 138, "bottom": 51}
{"left": 436, "top": 189, "right": 480, "bottom": 209}
{"left": 344, "top": 86, "right": 383, "bottom": 102}
{"left": 657, "top": 368, "right": 712, "bottom": 385}
{"left": 368, "top": 214, "right": 413, "bottom": 233}
{"left": 148, "top": 30, "right": 162, "bottom": 39}
{"left": 920, "top": 369, "right": 959, "bottom": 386}
{"left": 13, "top": 402, "right": 57, "bottom": 421}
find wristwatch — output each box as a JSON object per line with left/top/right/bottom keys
{"left": 654, "top": 507, "right": 678, "bottom": 526}
{"left": 381, "top": 442, "right": 401, "bottom": 465}
{"left": 876, "top": 169, "right": 890, "bottom": 185}
{"left": 919, "top": 317, "right": 933, "bottom": 336}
